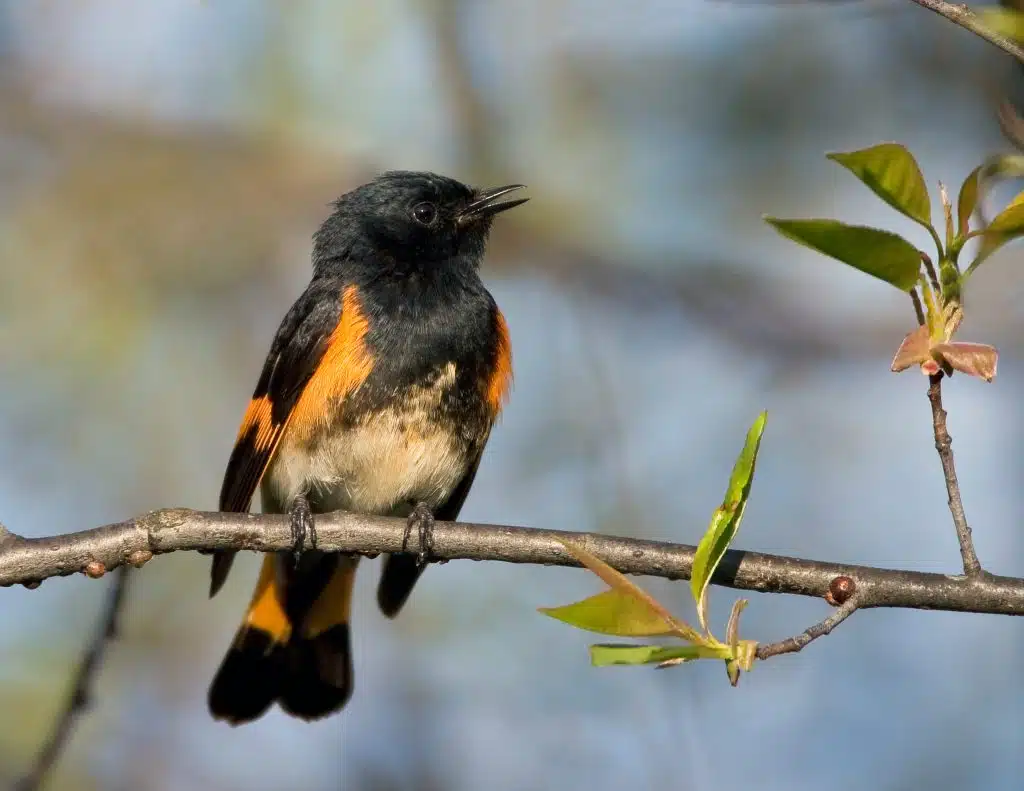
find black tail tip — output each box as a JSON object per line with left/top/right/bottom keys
{"left": 208, "top": 625, "right": 354, "bottom": 725}
{"left": 208, "top": 629, "right": 282, "bottom": 725}
{"left": 280, "top": 624, "right": 354, "bottom": 720}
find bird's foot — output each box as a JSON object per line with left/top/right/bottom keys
{"left": 289, "top": 494, "right": 317, "bottom": 568}
{"left": 402, "top": 502, "right": 435, "bottom": 568}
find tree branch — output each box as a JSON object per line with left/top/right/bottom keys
{"left": 14, "top": 566, "right": 130, "bottom": 791}
{"left": 756, "top": 594, "right": 861, "bottom": 659}
{"left": 927, "top": 373, "right": 983, "bottom": 575}
{"left": 1, "top": 508, "right": 1022, "bottom": 615}
{"left": 907, "top": 0, "right": 1024, "bottom": 65}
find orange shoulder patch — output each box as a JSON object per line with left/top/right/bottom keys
{"left": 486, "top": 308, "right": 513, "bottom": 415}
{"left": 289, "top": 285, "right": 375, "bottom": 441}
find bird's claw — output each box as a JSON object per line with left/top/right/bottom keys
{"left": 289, "top": 495, "right": 316, "bottom": 568}
{"left": 403, "top": 502, "right": 435, "bottom": 568}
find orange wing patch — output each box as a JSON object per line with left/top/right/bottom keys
{"left": 219, "top": 284, "right": 374, "bottom": 514}
{"left": 485, "top": 308, "right": 513, "bottom": 415}
{"left": 289, "top": 285, "right": 375, "bottom": 442}
{"left": 235, "top": 395, "right": 278, "bottom": 451}
{"left": 220, "top": 397, "right": 292, "bottom": 512}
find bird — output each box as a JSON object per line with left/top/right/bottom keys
{"left": 206, "top": 170, "right": 527, "bottom": 725}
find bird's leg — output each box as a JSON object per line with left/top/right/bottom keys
{"left": 402, "top": 501, "right": 435, "bottom": 568}
{"left": 289, "top": 494, "right": 317, "bottom": 568}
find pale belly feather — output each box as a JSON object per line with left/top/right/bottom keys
{"left": 260, "top": 362, "right": 473, "bottom": 517}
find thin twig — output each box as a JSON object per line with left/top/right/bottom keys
{"left": 920, "top": 252, "right": 942, "bottom": 296}
{"left": 907, "top": 0, "right": 1024, "bottom": 65}
{"left": 910, "top": 289, "right": 926, "bottom": 326}
{"left": 14, "top": 567, "right": 131, "bottom": 791}
{"left": 927, "top": 373, "right": 983, "bottom": 575}
{"left": 756, "top": 595, "right": 861, "bottom": 659}
{"left": 0, "top": 508, "right": 1022, "bottom": 614}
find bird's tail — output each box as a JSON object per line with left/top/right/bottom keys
{"left": 208, "top": 553, "right": 358, "bottom": 724}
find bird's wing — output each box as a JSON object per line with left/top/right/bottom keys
{"left": 209, "top": 282, "right": 374, "bottom": 596}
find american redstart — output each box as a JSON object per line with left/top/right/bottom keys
{"left": 206, "top": 171, "right": 527, "bottom": 724}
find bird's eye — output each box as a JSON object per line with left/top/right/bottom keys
{"left": 411, "top": 202, "right": 438, "bottom": 226}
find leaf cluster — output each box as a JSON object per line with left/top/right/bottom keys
{"left": 540, "top": 414, "right": 767, "bottom": 686}
{"left": 538, "top": 140, "right": 1024, "bottom": 685}
{"left": 766, "top": 143, "right": 1019, "bottom": 381}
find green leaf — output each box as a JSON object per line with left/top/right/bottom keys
{"left": 589, "top": 643, "right": 731, "bottom": 667}
{"left": 765, "top": 218, "right": 922, "bottom": 292}
{"left": 694, "top": 508, "right": 730, "bottom": 633}
{"left": 969, "top": 189, "right": 1024, "bottom": 274}
{"left": 985, "top": 189, "right": 1024, "bottom": 234}
{"left": 723, "top": 412, "right": 769, "bottom": 503}
{"left": 726, "top": 599, "right": 748, "bottom": 652}
{"left": 691, "top": 412, "right": 767, "bottom": 631}
{"left": 957, "top": 165, "right": 983, "bottom": 237}
{"left": 977, "top": 8, "right": 1024, "bottom": 41}
{"left": 539, "top": 589, "right": 678, "bottom": 637}
{"left": 725, "top": 640, "right": 760, "bottom": 687}
{"left": 550, "top": 539, "right": 704, "bottom": 643}
{"left": 827, "top": 143, "right": 932, "bottom": 229}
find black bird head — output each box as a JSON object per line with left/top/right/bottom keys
{"left": 312, "top": 171, "right": 528, "bottom": 279}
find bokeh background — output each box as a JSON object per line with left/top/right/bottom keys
{"left": 1, "top": 1, "right": 1023, "bottom": 790}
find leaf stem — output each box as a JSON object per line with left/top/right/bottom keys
{"left": 910, "top": 288, "right": 926, "bottom": 326}
{"left": 920, "top": 251, "right": 942, "bottom": 296}
{"left": 927, "top": 224, "right": 945, "bottom": 264}
{"left": 963, "top": 253, "right": 987, "bottom": 278}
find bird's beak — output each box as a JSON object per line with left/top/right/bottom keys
{"left": 457, "top": 184, "right": 529, "bottom": 227}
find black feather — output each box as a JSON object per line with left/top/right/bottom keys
{"left": 209, "top": 281, "right": 343, "bottom": 599}
{"left": 208, "top": 629, "right": 285, "bottom": 725}
{"left": 279, "top": 624, "right": 354, "bottom": 720}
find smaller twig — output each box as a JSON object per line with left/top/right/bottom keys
{"left": 921, "top": 252, "right": 942, "bottom": 296}
{"left": 910, "top": 289, "right": 926, "bottom": 326}
{"left": 14, "top": 567, "right": 131, "bottom": 791}
{"left": 927, "top": 373, "right": 983, "bottom": 576}
{"left": 907, "top": 0, "right": 1024, "bottom": 65}
{"left": 756, "top": 595, "right": 860, "bottom": 659}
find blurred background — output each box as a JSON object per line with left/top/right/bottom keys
{"left": 1, "top": 1, "right": 1023, "bottom": 789}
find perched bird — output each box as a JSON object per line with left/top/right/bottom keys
{"left": 206, "top": 171, "right": 527, "bottom": 724}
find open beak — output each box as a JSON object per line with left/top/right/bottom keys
{"left": 457, "top": 184, "right": 529, "bottom": 227}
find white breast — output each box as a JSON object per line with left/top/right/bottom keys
{"left": 261, "top": 363, "right": 473, "bottom": 517}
